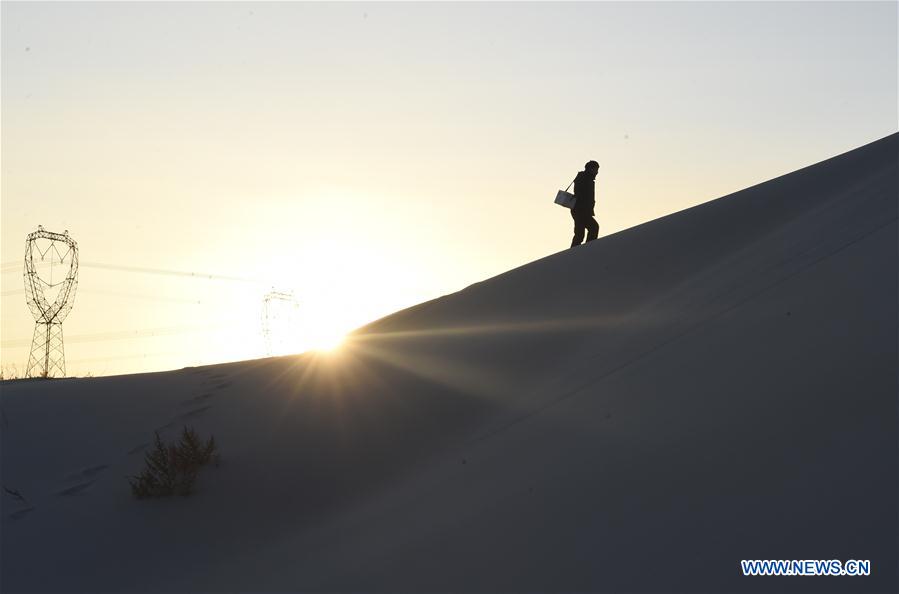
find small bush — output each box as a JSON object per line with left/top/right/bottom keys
{"left": 128, "top": 426, "right": 218, "bottom": 498}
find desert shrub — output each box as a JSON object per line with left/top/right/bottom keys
{"left": 128, "top": 426, "right": 218, "bottom": 498}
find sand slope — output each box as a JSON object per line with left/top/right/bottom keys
{"left": 2, "top": 133, "right": 896, "bottom": 592}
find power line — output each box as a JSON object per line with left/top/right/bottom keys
{"left": 81, "top": 261, "right": 267, "bottom": 283}
{"left": 3, "top": 260, "right": 271, "bottom": 284}
{"left": 1, "top": 322, "right": 229, "bottom": 349}
{"left": 1, "top": 287, "right": 206, "bottom": 303}
{"left": 67, "top": 351, "right": 176, "bottom": 365}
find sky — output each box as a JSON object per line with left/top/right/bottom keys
{"left": 1, "top": 0, "right": 896, "bottom": 378}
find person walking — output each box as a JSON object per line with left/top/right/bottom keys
{"left": 570, "top": 160, "right": 600, "bottom": 247}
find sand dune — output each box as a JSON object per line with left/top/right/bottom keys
{"left": 2, "top": 133, "right": 896, "bottom": 592}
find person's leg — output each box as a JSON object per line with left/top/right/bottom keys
{"left": 586, "top": 217, "right": 599, "bottom": 242}
{"left": 571, "top": 211, "right": 586, "bottom": 247}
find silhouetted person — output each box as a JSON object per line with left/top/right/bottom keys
{"left": 571, "top": 160, "right": 600, "bottom": 247}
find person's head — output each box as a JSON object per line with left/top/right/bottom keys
{"left": 585, "top": 160, "right": 599, "bottom": 178}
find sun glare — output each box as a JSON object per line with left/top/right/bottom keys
{"left": 310, "top": 331, "right": 345, "bottom": 352}
{"left": 261, "top": 309, "right": 346, "bottom": 356}
{"left": 246, "top": 226, "right": 434, "bottom": 359}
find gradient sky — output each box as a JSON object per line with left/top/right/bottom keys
{"left": 2, "top": 1, "right": 896, "bottom": 377}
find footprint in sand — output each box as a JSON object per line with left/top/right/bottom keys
{"left": 58, "top": 463, "right": 109, "bottom": 496}
{"left": 82, "top": 464, "right": 108, "bottom": 477}
{"left": 181, "top": 392, "right": 214, "bottom": 407}
{"left": 127, "top": 442, "right": 151, "bottom": 455}
{"left": 9, "top": 507, "right": 35, "bottom": 520}
{"left": 63, "top": 464, "right": 108, "bottom": 482}
{"left": 212, "top": 381, "right": 231, "bottom": 390}
{"left": 57, "top": 480, "right": 94, "bottom": 496}
{"left": 179, "top": 405, "right": 212, "bottom": 419}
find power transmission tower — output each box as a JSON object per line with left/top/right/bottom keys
{"left": 23, "top": 226, "right": 79, "bottom": 378}
{"left": 261, "top": 290, "right": 300, "bottom": 356}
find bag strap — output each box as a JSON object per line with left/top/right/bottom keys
{"left": 565, "top": 177, "right": 576, "bottom": 192}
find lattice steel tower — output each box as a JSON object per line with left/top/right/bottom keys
{"left": 261, "top": 290, "right": 300, "bottom": 356}
{"left": 23, "top": 226, "right": 79, "bottom": 378}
